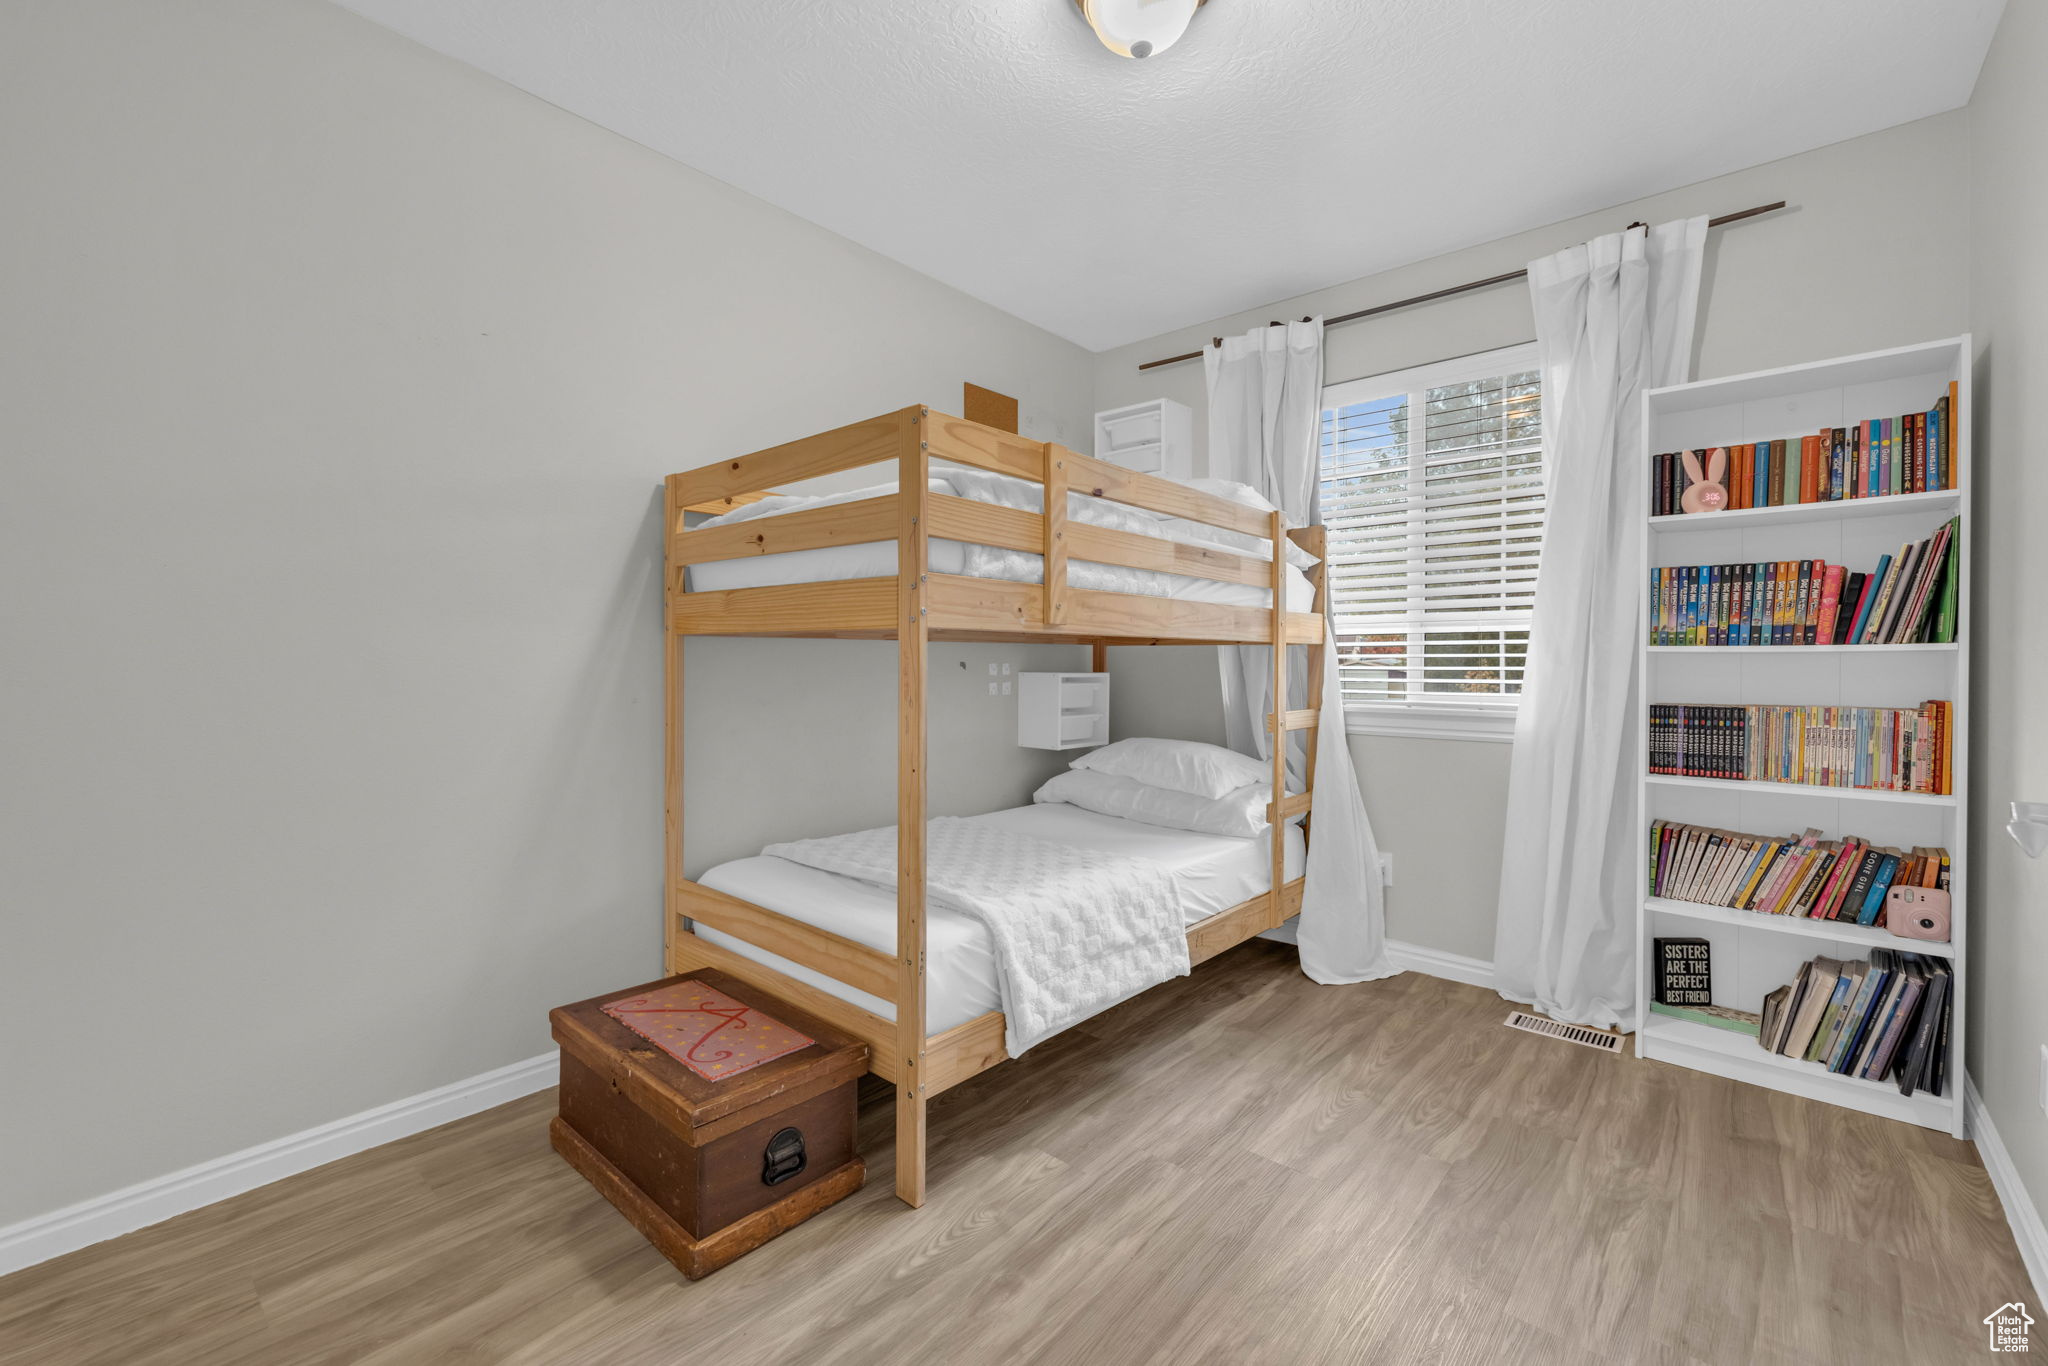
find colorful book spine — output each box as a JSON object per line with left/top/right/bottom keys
{"left": 1815, "top": 564, "right": 1844, "bottom": 645}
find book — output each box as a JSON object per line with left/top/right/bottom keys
{"left": 1805, "top": 961, "right": 1862, "bottom": 1062}
{"left": 1647, "top": 703, "right": 1953, "bottom": 793}
{"left": 1814, "top": 564, "right": 1844, "bottom": 645}
{"left": 1760, "top": 984, "right": 1792, "bottom": 1051}
{"left": 1862, "top": 963, "right": 1928, "bottom": 1079}
{"left": 1759, "top": 951, "right": 1949, "bottom": 1094}
{"left": 1855, "top": 850, "right": 1903, "bottom": 925}
{"left": 1827, "top": 959, "right": 1889, "bottom": 1070}
{"left": 1646, "top": 391, "right": 1957, "bottom": 515}
{"left": 1780, "top": 956, "right": 1842, "bottom": 1058}
{"left": 1897, "top": 963, "right": 1952, "bottom": 1097}
{"left": 1654, "top": 937, "right": 1712, "bottom": 1005}
{"left": 1849, "top": 971, "right": 1908, "bottom": 1076}
{"left": 1649, "top": 1001, "right": 1761, "bottom": 1036}
{"left": 1832, "top": 950, "right": 1897, "bottom": 1073}
{"left": 1834, "top": 571, "right": 1866, "bottom": 643}
{"left": 1846, "top": 555, "right": 1889, "bottom": 642}
{"left": 1768, "top": 963, "right": 1816, "bottom": 1053}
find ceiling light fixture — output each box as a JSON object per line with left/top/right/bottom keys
{"left": 1072, "top": 0, "right": 1206, "bottom": 60}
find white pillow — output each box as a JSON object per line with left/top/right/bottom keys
{"left": 1033, "top": 768, "right": 1269, "bottom": 839}
{"left": 1068, "top": 736, "right": 1268, "bottom": 799}
{"left": 1182, "top": 476, "right": 1277, "bottom": 513}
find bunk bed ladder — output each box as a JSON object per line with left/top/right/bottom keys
{"left": 1271, "top": 524, "right": 1326, "bottom": 919}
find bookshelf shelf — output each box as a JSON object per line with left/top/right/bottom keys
{"left": 1644, "top": 896, "right": 1956, "bottom": 958}
{"left": 1636, "top": 335, "right": 1969, "bottom": 1139}
{"left": 1645, "top": 643, "right": 1957, "bottom": 655}
{"left": 1648, "top": 488, "right": 1959, "bottom": 532}
{"left": 1638, "top": 1016, "right": 1952, "bottom": 1130}
{"left": 1644, "top": 774, "right": 1956, "bottom": 806}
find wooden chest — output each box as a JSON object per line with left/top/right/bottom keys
{"left": 548, "top": 970, "right": 867, "bottom": 1279}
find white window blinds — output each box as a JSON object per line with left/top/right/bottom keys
{"left": 1318, "top": 344, "right": 1544, "bottom": 729}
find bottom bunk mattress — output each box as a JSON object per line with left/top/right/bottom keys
{"left": 693, "top": 803, "right": 1306, "bottom": 1036}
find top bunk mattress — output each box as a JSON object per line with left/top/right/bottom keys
{"left": 685, "top": 472, "right": 1318, "bottom": 611}
{"left": 693, "top": 803, "right": 1306, "bottom": 1035}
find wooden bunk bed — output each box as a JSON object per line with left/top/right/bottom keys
{"left": 662, "top": 405, "right": 1326, "bottom": 1208}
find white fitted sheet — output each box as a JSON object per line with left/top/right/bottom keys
{"left": 694, "top": 803, "right": 1306, "bottom": 1035}
{"left": 686, "top": 478, "right": 1317, "bottom": 611}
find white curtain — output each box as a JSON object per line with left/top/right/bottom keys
{"left": 1206, "top": 320, "right": 1395, "bottom": 985}
{"left": 1493, "top": 217, "right": 1708, "bottom": 1028}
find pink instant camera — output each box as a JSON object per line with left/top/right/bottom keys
{"left": 1886, "top": 886, "right": 1951, "bottom": 941}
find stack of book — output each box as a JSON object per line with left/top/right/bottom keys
{"left": 1647, "top": 701, "right": 1953, "bottom": 793}
{"left": 1759, "top": 950, "right": 1952, "bottom": 1096}
{"left": 1649, "top": 387, "right": 1958, "bottom": 514}
{"left": 1648, "top": 517, "right": 1959, "bottom": 647}
{"left": 1648, "top": 820, "right": 1950, "bottom": 925}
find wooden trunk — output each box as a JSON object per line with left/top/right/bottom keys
{"left": 549, "top": 970, "right": 867, "bottom": 1279}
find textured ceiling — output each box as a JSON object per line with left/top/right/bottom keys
{"left": 331, "top": 0, "right": 2004, "bottom": 351}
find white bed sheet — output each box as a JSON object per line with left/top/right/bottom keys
{"left": 692, "top": 539, "right": 1316, "bottom": 610}
{"left": 694, "top": 804, "right": 1306, "bottom": 1035}
{"left": 685, "top": 477, "right": 1316, "bottom": 610}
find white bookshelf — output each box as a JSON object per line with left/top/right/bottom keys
{"left": 1634, "top": 336, "right": 1969, "bottom": 1138}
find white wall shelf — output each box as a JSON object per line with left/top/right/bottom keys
{"left": 1635, "top": 335, "right": 1970, "bottom": 1138}
{"left": 1093, "top": 398, "right": 1193, "bottom": 479}
{"left": 1017, "top": 671, "right": 1110, "bottom": 751}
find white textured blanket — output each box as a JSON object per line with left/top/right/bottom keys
{"left": 761, "top": 817, "right": 1188, "bottom": 1056}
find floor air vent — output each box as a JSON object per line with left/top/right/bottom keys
{"left": 1503, "top": 1011, "right": 1624, "bottom": 1053}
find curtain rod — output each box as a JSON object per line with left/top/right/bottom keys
{"left": 1135, "top": 200, "right": 1787, "bottom": 372}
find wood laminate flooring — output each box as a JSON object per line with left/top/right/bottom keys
{"left": 0, "top": 943, "right": 2029, "bottom": 1364}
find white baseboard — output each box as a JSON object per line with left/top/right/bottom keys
{"left": 1385, "top": 938, "right": 1497, "bottom": 991}
{"left": 1968, "top": 1075, "right": 2048, "bottom": 1307}
{"left": 0, "top": 1051, "right": 558, "bottom": 1280}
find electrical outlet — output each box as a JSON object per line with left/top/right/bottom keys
{"left": 1001, "top": 662, "right": 1012, "bottom": 676}
{"left": 988, "top": 662, "right": 998, "bottom": 676}
{"left": 1379, "top": 853, "right": 1394, "bottom": 887}
{"left": 1001, "top": 680, "right": 1013, "bottom": 695}
{"left": 988, "top": 681, "right": 999, "bottom": 696}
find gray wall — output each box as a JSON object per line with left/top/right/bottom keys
{"left": 1967, "top": 0, "right": 2048, "bottom": 1262}
{"left": 0, "top": 0, "right": 1093, "bottom": 1227}
{"left": 1092, "top": 112, "right": 1973, "bottom": 964}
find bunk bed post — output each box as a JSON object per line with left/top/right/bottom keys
{"left": 1267, "top": 511, "right": 1288, "bottom": 922}
{"left": 1295, "top": 525, "right": 1328, "bottom": 800}
{"left": 663, "top": 475, "right": 684, "bottom": 974}
{"left": 896, "top": 409, "right": 932, "bottom": 1208}
{"left": 1041, "top": 443, "right": 1068, "bottom": 626}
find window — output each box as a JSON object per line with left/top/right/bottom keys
{"left": 1318, "top": 343, "right": 1543, "bottom": 741}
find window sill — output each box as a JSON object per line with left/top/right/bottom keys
{"left": 1343, "top": 707, "right": 1517, "bottom": 743}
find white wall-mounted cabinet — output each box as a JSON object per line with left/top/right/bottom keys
{"left": 1018, "top": 672, "right": 1110, "bottom": 751}
{"left": 1094, "top": 398, "right": 1193, "bottom": 478}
